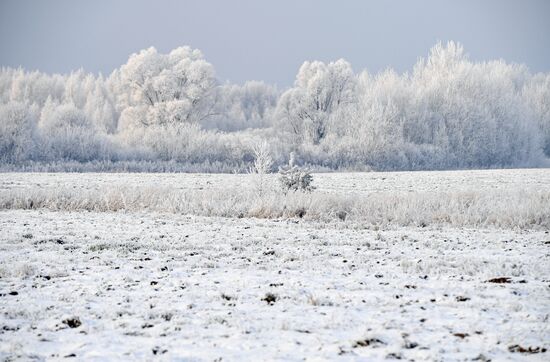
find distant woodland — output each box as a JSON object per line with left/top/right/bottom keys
{"left": 1, "top": 42, "right": 549, "bottom": 171}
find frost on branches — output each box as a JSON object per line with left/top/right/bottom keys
{"left": 278, "top": 153, "right": 315, "bottom": 193}
{"left": 249, "top": 141, "right": 273, "bottom": 197}
{"left": 0, "top": 42, "right": 549, "bottom": 171}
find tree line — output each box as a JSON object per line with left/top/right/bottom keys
{"left": 1, "top": 41, "right": 549, "bottom": 171}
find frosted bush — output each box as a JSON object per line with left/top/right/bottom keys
{"left": 278, "top": 157, "right": 315, "bottom": 193}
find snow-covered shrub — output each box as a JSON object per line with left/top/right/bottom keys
{"left": 278, "top": 154, "right": 315, "bottom": 193}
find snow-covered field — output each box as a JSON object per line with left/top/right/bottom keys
{"left": 1, "top": 169, "right": 549, "bottom": 228}
{"left": 2, "top": 168, "right": 549, "bottom": 195}
{"left": 0, "top": 170, "right": 549, "bottom": 360}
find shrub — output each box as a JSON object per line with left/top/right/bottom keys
{"left": 278, "top": 160, "right": 315, "bottom": 193}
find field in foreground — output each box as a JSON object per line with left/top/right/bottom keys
{"left": 0, "top": 170, "right": 549, "bottom": 360}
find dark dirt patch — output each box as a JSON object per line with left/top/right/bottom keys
{"left": 262, "top": 293, "right": 277, "bottom": 305}
{"left": 508, "top": 345, "right": 547, "bottom": 354}
{"left": 453, "top": 333, "right": 469, "bottom": 339}
{"left": 404, "top": 341, "right": 418, "bottom": 349}
{"left": 487, "top": 277, "right": 511, "bottom": 284}
{"left": 62, "top": 317, "right": 81, "bottom": 329}
{"left": 386, "top": 352, "right": 403, "bottom": 359}
{"left": 221, "top": 293, "right": 233, "bottom": 301}
{"left": 353, "top": 338, "right": 386, "bottom": 348}
{"left": 152, "top": 347, "right": 168, "bottom": 355}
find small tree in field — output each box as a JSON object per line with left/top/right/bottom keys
{"left": 249, "top": 141, "right": 273, "bottom": 197}
{"left": 278, "top": 152, "right": 315, "bottom": 193}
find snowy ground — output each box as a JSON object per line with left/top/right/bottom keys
{"left": 0, "top": 170, "right": 549, "bottom": 360}
{"left": 2, "top": 168, "right": 549, "bottom": 195}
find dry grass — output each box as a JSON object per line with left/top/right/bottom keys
{"left": 1, "top": 183, "right": 548, "bottom": 228}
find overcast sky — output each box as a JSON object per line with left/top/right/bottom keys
{"left": 0, "top": 0, "right": 549, "bottom": 87}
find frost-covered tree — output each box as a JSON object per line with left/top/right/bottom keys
{"left": 250, "top": 140, "right": 273, "bottom": 174}
{"left": 329, "top": 69, "right": 410, "bottom": 170}
{"left": 406, "top": 41, "right": 541, "bottom": 168}
{"left": 83, "top": 78, "right": 118, "bottom": 134}
{"left": 248, "top": 140, "right": 274, "bottom": 197}
{"left": 64, "top": 70, "right": 96, "bottom": 109}
{"left": 0, "top": 42, "right": 548, "bottom": 171}
{"left": 523, "top": 73, "right": 550, "bottom": 157}
{"left": 6, "top": 69, "right": 65, "bottom": 107}
{"left": 0, "top": 102, "right": 37, "bottom": 162}
{"left": 205, "top": 81, "right": 278, "bottom": 131}
{"left": 276, "top": 59, "right": 357, "bottom": 145}
{"left": 39, "top": 101, "right": 109, "bottom": 161}
{"left": 115, "top": 46, "right": 218, "bottom": 128}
